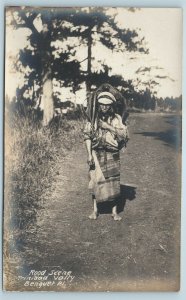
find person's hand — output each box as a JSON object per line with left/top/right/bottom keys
{"left": 87, "top": 154, "right": 94, "bottom": 166}
{"left": 99, "top": 120, "right": 110, "bottom": 130}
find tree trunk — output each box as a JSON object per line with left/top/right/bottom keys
{"left": 42, "top": 65, "right": 54, "bottom": 126}
{"left": 40, "top": 22, "right": 54, "bottom": 126}
{"left": 154, "top": 98, "right": 158, "bottom": 112}
{"left": 86, "top": 29, "right": 93, "bottom": 95}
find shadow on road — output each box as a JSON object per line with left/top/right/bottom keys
{"left": 134, "top": 114, "right": 181, "bottom": 150}
{"left": 134, "top": 129, "right": 180, "bottom": 150}
{"left": 97, "top": 184, "right": 136, "bottom": 215}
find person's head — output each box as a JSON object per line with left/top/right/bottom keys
{"left": 97, "top": 92, "right": 116, "bottom": 116}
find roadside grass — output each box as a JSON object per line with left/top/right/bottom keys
{"left": 3, "top": 112, "right": 83, "bottom": 286}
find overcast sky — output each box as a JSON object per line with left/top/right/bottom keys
{"left": 115, "top": 8, "right": 182, "bottom": 98}
{"left": 5, "top": 7, "right": 182, "bottom": 102}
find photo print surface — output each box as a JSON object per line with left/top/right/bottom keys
{"left": 3, "top": 7, "right": 182, "bottom": 291}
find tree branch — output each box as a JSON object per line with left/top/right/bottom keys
{"left": 79, "top": 57, "right": 88, "bottom": 63}
{"left": 10, "top": 10, "right": 40, "bottom": 37}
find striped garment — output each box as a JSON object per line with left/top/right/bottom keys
{"left": 88, "top": 149, "right": 120, "bottom": 202}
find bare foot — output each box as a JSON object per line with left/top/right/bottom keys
{"left": 112, "top": 214, "right": 122, "bottom": 221}
{"left": 88, "top": 212, "right": 98, "bottom": 220}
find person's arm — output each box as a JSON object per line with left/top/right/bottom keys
{"left": 85, "top": 139, "right": 94, "bottom": 165}
{"left": 99, "top": 118, "right": 128, "bottom": 141}
{"left": 115, "top": 125, "right": 128, "bottom": 142}
{"left": 114, "top": 116, "right": 129, "bottom": 142}
{"left": 99, "top": 120, "right": 116, "bottom": 133}
{"left": 83, "top": 122, "right": 94, "bottom": 165}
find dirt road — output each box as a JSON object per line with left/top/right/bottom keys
{"left": 16, "top": 113, "right": 181, "bottom": 291}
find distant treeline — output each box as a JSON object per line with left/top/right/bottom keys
{"left": 124, "top": 88, "right": 182, "bottom": 112}
{"left": 6, "top": 87, "right": 181, "bottom": 127}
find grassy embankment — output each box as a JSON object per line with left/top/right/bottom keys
{"left": 4, "top": 112, "right": 83, "bottom": 280}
